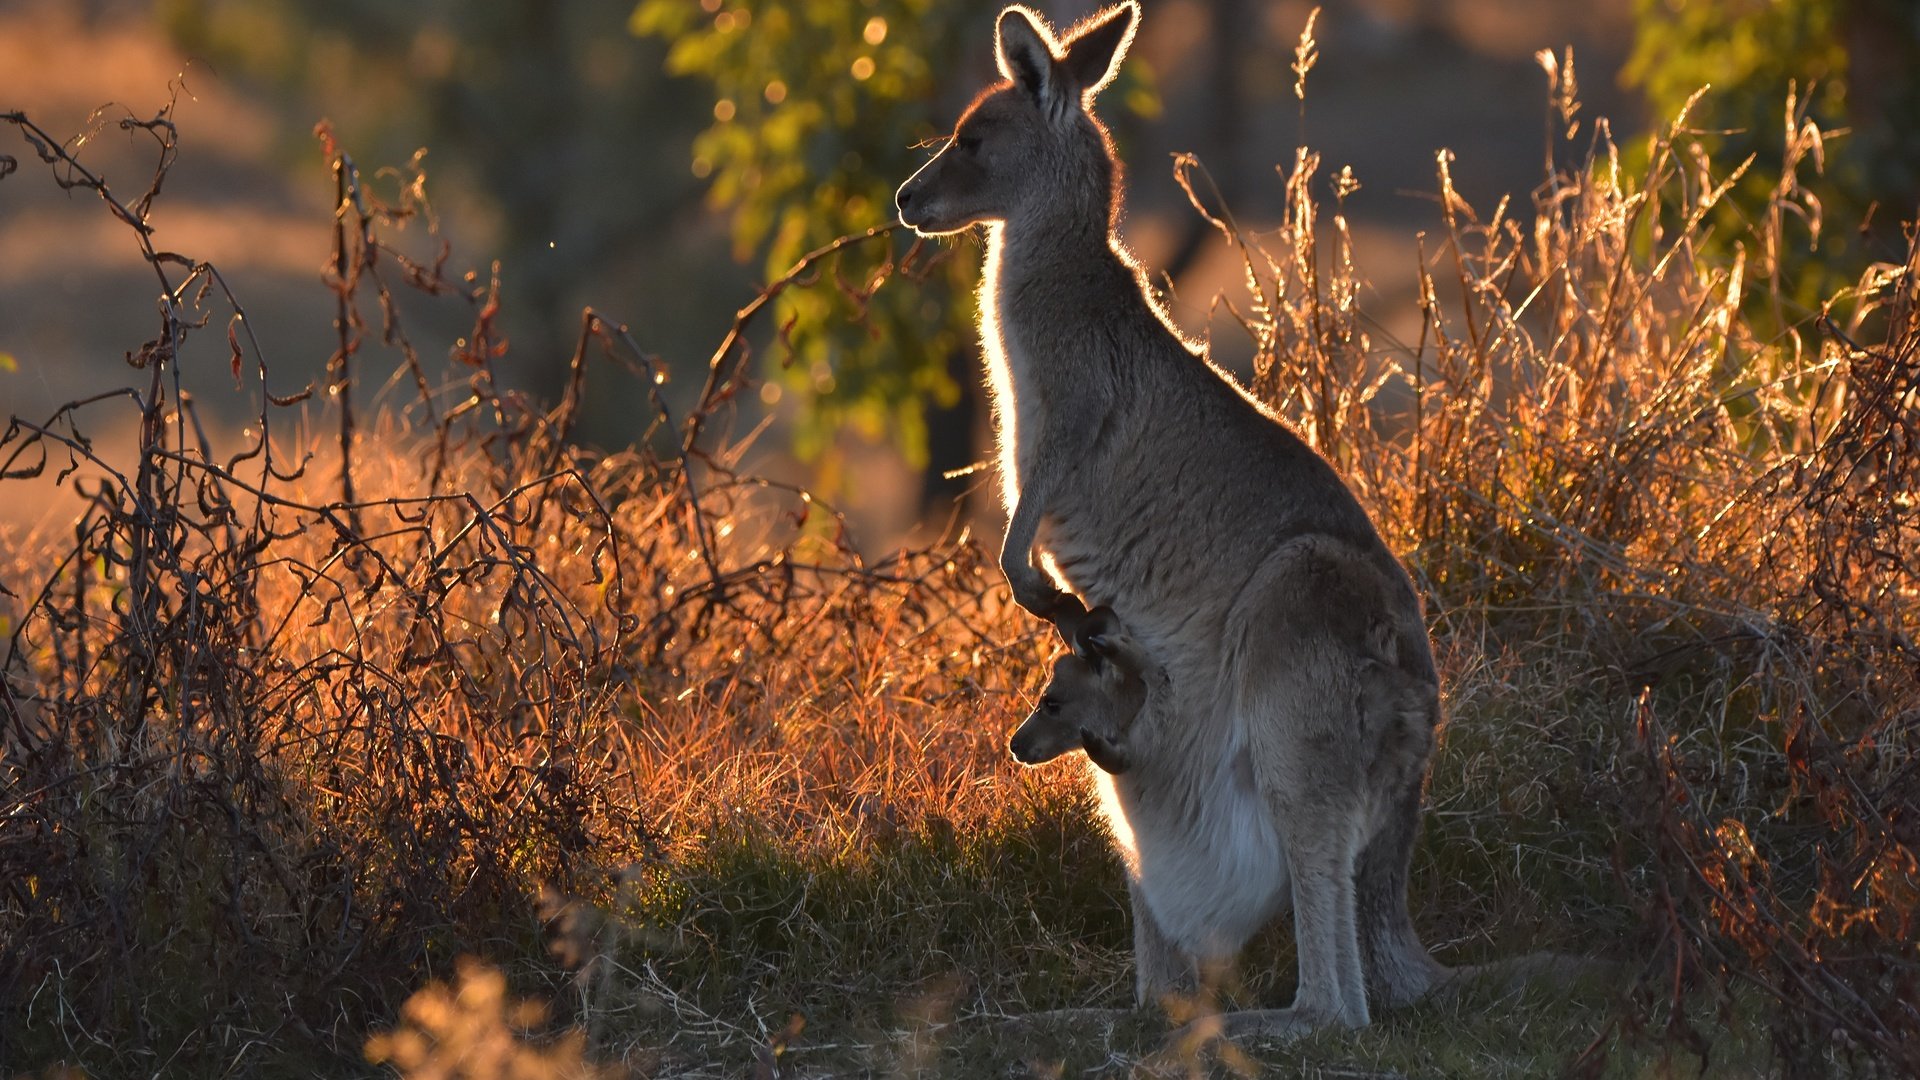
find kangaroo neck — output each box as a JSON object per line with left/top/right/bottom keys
{"left": 989, "top": 213, "right": 1121, "bottom": 294}
{"left": 984, "top": 214, "right": 1146, "bottom": 353}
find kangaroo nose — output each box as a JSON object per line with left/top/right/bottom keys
{"left": 1008, "top": 732, "right": 1036, "bottom": 764}
{"left": 895, "top": 182, "right": 917, "bottom": 222}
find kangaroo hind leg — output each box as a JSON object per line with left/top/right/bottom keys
{"left": 1355, "top": 767, "right": 1446, "bottom": 1008}
{"left": 1229, "top": 668, "right": 1374, "bottom": 1037}
{"left": 1272, "top": 777, "right": 1370, "bottom": 1028}
{"left": 1195, "top": 774, "right": 1370, "bottom": 1043}
{"left": 1354, "top": 668, "right": 1445, "bottom": 1009}
{"left": 1197, "top": 544, "right": 1390, "bottom": 1040}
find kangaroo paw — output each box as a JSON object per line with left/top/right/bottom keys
{"left": 1080, "top": 727, "right": 1132, "bottom": 774}
{"left": 1032, "top": 591, "right": 1088, "bottom": 640}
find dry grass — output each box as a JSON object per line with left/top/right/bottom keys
{"left": 4, "top": 59, "right": 1918, "bottom": 1079}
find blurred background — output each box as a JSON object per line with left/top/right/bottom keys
{"left": 3, "top": 0, "right": 1915, "bottom": 548}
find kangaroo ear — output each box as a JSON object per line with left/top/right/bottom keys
{"left": 996, "top": 6, "right": 1062, "bottom": 106}
{"left": 1061, "top": 1, "right": 1139, "bottom": 98}
{"left": 1076, "top": 604, "right": 1153, "bottom": 675}
{"left": 1081, "top": 635, "right": 1116, "bottom": 673}
{"left": 1075, "top": 605, "right": 1122, "bottom": 660}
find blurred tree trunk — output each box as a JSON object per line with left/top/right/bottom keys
{"left": 917, "top": 337, "right": 985, "bottom": 518}
{"left": 1844, "top": 0, "right": 1920, "bottom": 239}
{"left": 428, "top": 0, "right": 572, "bottom": 402}
{"left": 1163, "top": 0, "right": 1251, "bottom": 283}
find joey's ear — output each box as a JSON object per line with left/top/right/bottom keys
{"left": 1077, "top": 603, "right": 1153, "bottom": 674}
{"left": 1061, "top": 1, "right": 1139, "bottom": 98}
{"left": 996, "top": 6, "right": 1062, "bottom": 106}
{"left": 1080, "top": 636, "right": 1115, "bottom": 675}
{"left": 1074, "top": 605, "right": 1122, "bottom": 660}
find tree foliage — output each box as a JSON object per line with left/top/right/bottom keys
{"left": 1625, "top": 0, "right": 1920, "bottom": 314}
{"left": 630, "top": 0, "right": 986, "bottom": 468}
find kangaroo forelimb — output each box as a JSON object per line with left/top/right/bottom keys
{"left": 1001, "top": 483, "right": 1083, "bottom": 629}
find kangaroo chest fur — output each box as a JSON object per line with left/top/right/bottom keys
{"left": 982, "top": 227, "right": 1360, "bottom": 645}
{"left": 979, "top": 226, "right": 1052, "bottom": 511}
{"left": 1096, "top": 737, "right": 1292, "bottom": 960}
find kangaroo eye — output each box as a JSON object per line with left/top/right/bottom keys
{"left": 1040, "top": 696, "right": 1061, "bottom": 715}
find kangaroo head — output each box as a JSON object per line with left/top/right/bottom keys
{"left": 1008, "top": 607, "right": 1152, "bottom": 773}
{"left": 895, "top": 2, "right": 1138, "bottom": 236}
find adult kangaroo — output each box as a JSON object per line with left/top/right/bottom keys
{"left": 895, "top": 1, "right": 1447, "bottom": 1037}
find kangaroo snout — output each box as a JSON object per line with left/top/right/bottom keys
{"left": 895, "top": 159, "right": 966, "bottom": 235}
{"left": 893, "top": 177, "right": 921, "bottom": 226}
{"left": 1008, "top": 709, "right": 1075, "bottom": 766}
{"left": 894, "top": 171, "right": 945, "bottom": 233}
{"left": 1007, "top": 723, "right": 1043, "bottom": 764}
{"left": 895, "top": 154, "right": 953, "bottom": 233}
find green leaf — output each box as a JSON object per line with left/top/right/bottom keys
{"left": 0, "top": 351, "right": 16, "bottom": 372}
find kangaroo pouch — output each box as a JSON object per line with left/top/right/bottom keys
{"left": 1099, "top": 748, "right": 1292, "bottom": 961}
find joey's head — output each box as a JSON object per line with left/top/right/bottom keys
{"left": 1008, "top": 607, "right": 1153, "bottom": 774}
{"left": 895, "top": 2, "right": 1138, "bottom": 236}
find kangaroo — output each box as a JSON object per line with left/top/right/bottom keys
{"left": 1009, "top": 605, "right": 1160, "bottom": 775}
{"left": 896, "top": 1, "right": 1449, "bottom": 1037}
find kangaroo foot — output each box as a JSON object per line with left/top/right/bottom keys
{"left": 1165, "top": 1003, "right": 1358, "bottom": 1054}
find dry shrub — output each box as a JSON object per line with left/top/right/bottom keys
{"left": 0, "top": 99, "right": 1056, "bottom": 1076}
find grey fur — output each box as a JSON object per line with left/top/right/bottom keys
{"left": 897, "top": 1, "right": 1446, "bottom": 1035}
